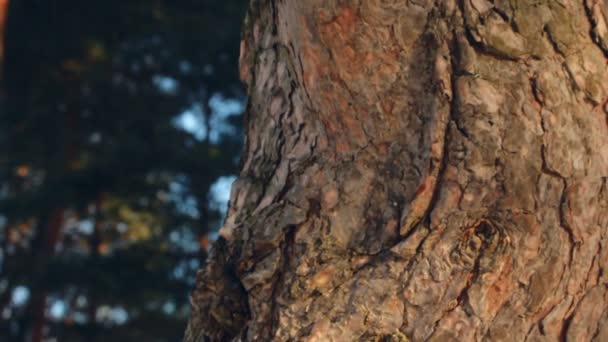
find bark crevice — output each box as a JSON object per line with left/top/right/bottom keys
{"left": 583, "top": 0, "right": 608, "bottom": 58}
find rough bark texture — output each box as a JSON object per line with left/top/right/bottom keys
{"left": 185, "top": 0, "right": 608, "bottom": 341}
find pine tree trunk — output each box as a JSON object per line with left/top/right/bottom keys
{"left": 186, "top": 1, "right": 608, "bottom": 340}
{"left": 0, "top": 0, "right": 8, "bottom": 74}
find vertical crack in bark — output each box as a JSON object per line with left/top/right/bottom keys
{"left": 524, "top": 321, "right": 540, "bottom": 341}
{"left": 399, "top": 37, "right": 453, "bottom": 238}
{"left": 559, "top": 301, "right": 578, "bottom": 342}
{"left": 540, "top": 146, "right": 576, "bottom": 268}
{"left": 583, "top": 0, "right": 608, "bottom": 58}
{"left": 269, "top": 224, "right": 296, "bottom": 338}
{"left": 404, "top": 5, "right": 479, "bottom": 337}
{"left": 450, "top": 4, "right": 480, "bottom": 145}
{"left": 597, "top": 243, "right": 605, "bottom": 286}
{"left": 584, "top": 249, "right": 600, "bottom": 288}
{"left": 542, "top": 22, "right": 601, "bottom": 105}
{"left": 543, "top": 25, "right": 567, "bottom": 58}
{"left": 294, "top": 48, "right": 314, "bottom": 107}
{"left": 457, "top": 0, "right": 521, "bottom": 62}
{"left": 531, "top": 76, "right": 576, "bottom": 269}
{"left": 529, "top": 296, "right": 572, "bottom": 341}
{"left": 527, "top": 69, "right": 583, "bottom": 342}
{"left": 269, "top": 0, "right": 278, "bottom": 36}
{"left": 590, "top": 304, "right": 605, "bottom": 342}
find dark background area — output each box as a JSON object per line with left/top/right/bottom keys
{"left": 0, "top": 0, "right": 247, "bottom": 340}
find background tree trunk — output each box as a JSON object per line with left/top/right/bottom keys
{"left": 186, "top": 0, "right": 608, "bottom": 340}
{"left": 0, "top": 0, "right": 8, "bottom": 77}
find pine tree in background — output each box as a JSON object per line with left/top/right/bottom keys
{"left": 0, "top": 1, "right": 247, "bottom": 341}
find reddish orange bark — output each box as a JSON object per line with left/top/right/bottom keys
{"left": 0, "top": 0, "right": 8, "bottom": 63}
{"left": 187, "top": 1, "right": 608, "bottom": 341}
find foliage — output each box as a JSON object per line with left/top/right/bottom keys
{"left": 0, "top": 0, "right": 247, "bottom": 340}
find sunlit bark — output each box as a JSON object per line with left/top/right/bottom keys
{"left": 186, "top": 1, "right": 608, "bottom": 341}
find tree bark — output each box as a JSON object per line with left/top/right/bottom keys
{"left": 0, "top": 0, "right": 8, "bottom": 75}
{"left": 185, "top": 0, "right": 608, "bottom": 341}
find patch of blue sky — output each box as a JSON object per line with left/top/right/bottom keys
{"left": 112, "top": 307, "right": 128, "bottom": 325}
{"left": 96, "top": 305, "right": 129, "bottom": 325}
{"left": 170, "top": 95, "right": 242, "bottom": 236}
{"left": 168, "top": 175, "right": 200, "bottom": 219}
{"left": 210, "top": 175, "right": 237, "bottom": 215}
{"left": 172, "top": 263, "right": 186, "bottom": 279}
{"left": 11, "top": 286, "right": 29, "bottom": 306}
{"left": 208, "top": 95, "right": 242, "bottom": 142}
{"left": 209, "top": 94, "right": 243, "bottom": 117}
{"left": 168, "top": 228, "right": 199, "bottom": 253}
{"left": 173, "top": 104, "right": 207, "bottom": 141}
{"left": 162, "top": 301, "right": 176, "bottom": 315}
{"left": 49, "top": 300, "right": 67, "bottom": 319}
{"left": 172, "top": 93, "right": 244, "bottom": 143}
{"left": 77, "top": 219, "right": 94, "bottom": 235}
{"left": 179, "top": 60, "right": 193, "bottom": 74}
{"left": 152, "top": 75, "right": 179, "bottom": 95}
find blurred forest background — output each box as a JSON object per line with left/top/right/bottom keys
{"left": 0, "top": 0, "right": 247, "bottom": 341}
